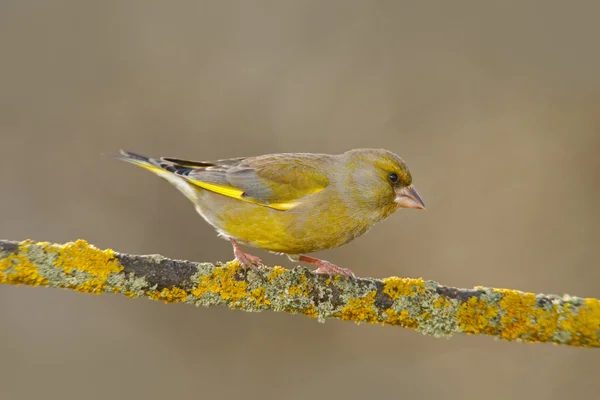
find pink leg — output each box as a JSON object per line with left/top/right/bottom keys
{"left": 298, "top": 255, "right": 355, "bottom": 278}
{"left": 230, "top": 239, "right": 264, "bottom": 271}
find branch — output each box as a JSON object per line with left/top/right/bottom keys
{"left": 1, "top": 239, "right": 598, "bottom": 348}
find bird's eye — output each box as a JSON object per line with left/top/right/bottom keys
{"left": 388, "top": 172, "right": 399, "bottom": 183}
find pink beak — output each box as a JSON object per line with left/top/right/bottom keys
{"left": 394, "top": 186, "right": 426, "bottom": 210}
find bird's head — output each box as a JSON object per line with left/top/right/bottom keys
{"left": 343, "top": 148, "right": 425, "bottom": 215}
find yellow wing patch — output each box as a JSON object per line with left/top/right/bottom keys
{"left": 185, "top": 178, "right": 302, "bottom": 211}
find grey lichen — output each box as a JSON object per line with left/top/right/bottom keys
{"left": 420, "top": 297, "right": 460, "bottom": 338}
{"left": 22, "top": 244, "right": 67, "bottom": 289}
{"left": 480, "top": 288, "right": 504, "bottom": 304}
{"left": 106, "top": 272, "right": 151, "bottom": 297}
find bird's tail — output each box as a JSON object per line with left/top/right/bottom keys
{"left": 114, "top": 150, "right": 200, "bottom": 202}
{"left": 113, "top": 150, "right": 164, "bottom": 173}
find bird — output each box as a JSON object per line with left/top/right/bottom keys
{"left": 115, "top": 148, "right": 425, "bottom": 277}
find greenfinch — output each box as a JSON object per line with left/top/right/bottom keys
{"left": 116, "top": 149, "right": 425, "bottom": 277}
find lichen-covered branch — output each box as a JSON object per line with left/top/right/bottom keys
{"left": 1, "top": 239, "right": 599, "bottom": 348}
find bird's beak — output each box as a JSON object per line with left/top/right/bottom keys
{"left": 394, "top": 185, "right": 426, "bottom": 210}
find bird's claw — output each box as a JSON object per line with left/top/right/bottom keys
{"left": 230, "top": 238, "right": 266, "bottom": 273}
{"left": 234, "top": 252, "right": 264, "bottom": 272}
{"left": 314, "top": 261, "right": 355, "bottom": 278}
{"left": 297, "top": 254, "right": 355, "bottom": 279}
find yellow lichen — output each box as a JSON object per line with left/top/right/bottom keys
{"left": 433, "top": 296, "right": 451, "bottom": 309}
{"left": 267, "top": 266, "right": 286, "bottom": 281}
{"left": 0, "top": 246, "right": 48, "bottom": 286}
{"left": 301, "top": 305, "right": 319, "bottom": 319}
{"left": 148, "top": 287, "right": 189, "bottom": 303}
{"left": 287, "top": 285, "right": 303, "bottom": 297}
{"left": 492, "top": 289, "right": 564, "bottom": 342}
{"left": 191, "top": 263, "right": 248, "bottom": 303}
{"left": 382, "top": 277, "right": 425, "bottom": 299}
{"left": 47, "top": 240, "right": 123, "bottom": 293}
{"left": 249, "top": 287, "right": 270, "bottom": 306}
{"left": 457, "top": 296, "right": 499, "bottom": 335}
{"left": 560, "top": 299, "right": 600, "bottom": 347}
{"left": 338, "top": 291, "right": 378, "bottom": 323}
{"left": 288, "top": 278, "right": 310, "bottom": 297}
{"left": 383, "top": 309, "right": 418, "bottom": 328}
{"left": 496, "top": 289, "right": 540, "bottom": 341}
{"left": 530, "top": 305, "right": 559, "bottom": 343}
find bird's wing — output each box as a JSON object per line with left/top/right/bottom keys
{"left": 160, "top": 154, "right": 330, "bottom": 211}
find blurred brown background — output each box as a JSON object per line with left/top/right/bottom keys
{"left": 1, "top": 1, "right": 599, "bottom": 399}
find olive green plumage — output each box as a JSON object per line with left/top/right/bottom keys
{"left": 116, "top": 148, "right": 425, "bottom": 276}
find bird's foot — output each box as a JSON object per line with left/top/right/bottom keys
{"left": 235, "top": 252, "right": 264, "bottom": 271}
{"left": 230, "top": 239, "right": 264, "bottom": 272}
{"left": 298, "top": 255, "right": 355, "bottom": 278}
{"left": 314, "top": 262, "right": 355, "bottom": 278}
